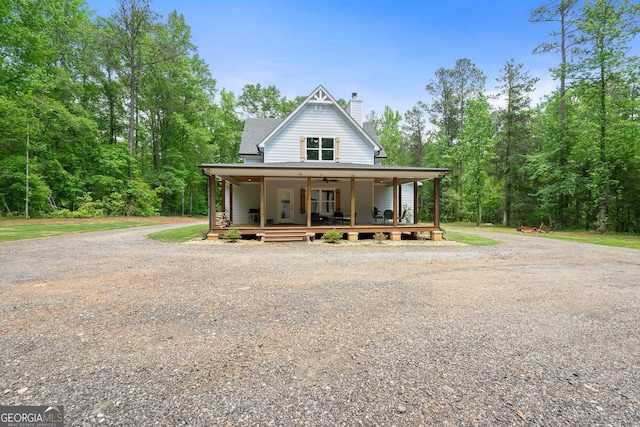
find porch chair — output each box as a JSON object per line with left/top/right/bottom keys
{"left": 383, "top": 209, "right": 393, "bottom": 224}
{"left": 341, "top": 212, "right": 355, "bottom": 224}
{"left": 372, "top": 208, "right": 384, "bottom": 223}
{"left": 311, "top": 212, "right": 323, "bottom": 225}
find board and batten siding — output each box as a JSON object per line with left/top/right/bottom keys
{"left": 263, "top": 104, "right": 374, "bottom": 164}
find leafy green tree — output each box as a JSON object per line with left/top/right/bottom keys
{"left": 238, "top": 83, "right": 301, "bottom": 119}
{"left": 0, "top": 0, "right": 104, "bottom": 217}
{"left": 569, "top": 0, "right": 640, "bottom": 232}
{"left": 402, "top": 102, "right": 430, "bottom": 167}
{"left": 494, "top": 59, "right": 539, "bottom": 227}
{"left": 425, "top": 59, "right": 486, "bottom": 147}
{"left": 401, "top": 103, "right": 432, "bottom": 218}
{"left": 527, "top": 92, "right": 577, "bottom": 228}
{"left": 135, "top": 10, "right": 218, "bottom": 214}
{"left": 426, "top": 66, "right": 458, "bottom": 147}
{"left": 530, "top": 0, "right": 580, "bottom": 228}
{"left": 371, "top": 106, "right": 407, "bottom": 166}
{"left": 460, "top": 95, "right": 495, "bottom": 225}
{"left": 426, "top": 58, "right": 486, "bottom": 221}
{"left": 211, "top": 90, "right": 243, "bottom": 164}
{"left": 93, "top": 16, "right": 128, "bottom": 145}
{"left": 108, "top": 0, "right": 158, "bottom": 176}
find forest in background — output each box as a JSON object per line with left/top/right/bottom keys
{"left": 1, "top": 0, "right": 638, "bottom": 232}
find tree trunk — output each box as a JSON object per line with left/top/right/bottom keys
{"left": 598, "top": 64, "right": 607, "bottom": 234}
{"left": 128, "top": 48, "right": 135, "bottom": 178}
{"left": 458, "top": 160, "right": 463, "bottom": 222}
{"left": 558, "top": 3, "right": 569, "bottom": 230}
{"left": 503, "top": 203, "right": 510, "bottom": 228}
{"left": 476, "top": 193, "right": 482, "bottom": 226}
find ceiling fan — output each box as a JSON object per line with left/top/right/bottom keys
{"left": 314, "top": 177, "right": 340, "bottom": 183}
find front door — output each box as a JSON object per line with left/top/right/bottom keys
{"left": 277, "top": 188, "right": 293, "bottom": 224}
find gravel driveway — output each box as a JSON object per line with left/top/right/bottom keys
{"left": 1, "top": 225, "right": 639, "bottom": 426}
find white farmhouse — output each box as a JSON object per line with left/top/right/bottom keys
{"left": 199, "top": 85, "right": 450, "bottom": 242}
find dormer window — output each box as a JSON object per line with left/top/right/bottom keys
{"left": 306, "top": 137, "right": 335, "bottom": 161}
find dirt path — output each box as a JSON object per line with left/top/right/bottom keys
{"left": 1, "top": 225, "right": 638, "bottom": 425}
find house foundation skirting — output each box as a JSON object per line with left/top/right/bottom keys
{"left": 208, "top": 224, "right": 441, "bottom": 241}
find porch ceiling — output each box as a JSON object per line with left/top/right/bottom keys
{"left": 199, "top": 162, "right": 450, "bottom": 183}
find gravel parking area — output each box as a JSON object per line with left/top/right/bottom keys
{"left": 1, "top": 225, "right": 639, "bottom": 426}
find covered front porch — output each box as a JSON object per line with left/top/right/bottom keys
{"left": 198, "top": 162, "right": 450, "bottom": 242}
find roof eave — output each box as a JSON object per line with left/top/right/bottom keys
{"left": 198, "top": 163, "right": 451, "bottom": 181}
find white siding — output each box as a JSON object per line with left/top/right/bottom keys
{"left": 232, "top": 179, "right": 414, "bottom": 225}
{"left": 264, "top": 178, "right": 312, "bottom": 224}
{"left": 231, "top": 183, "right": 260, "bottom": 223}
{"left": 353, "top": 180, "right": 372, "bottom": 224}
{"left": 374, "top": 185, "right": 393, "bottom": 214}
{"left": 224, "top": 182, "right": 231, "bottom": 217}
{"left": 231, "top": 178, "right": 381, "bottom": 225}
{"left": 264, "top": 104, "right": 374, "bottom": 164}
{"left": 346, "top": 98, "right": 363, "bottom": 126}
{"left": 242, "top": 155, "right": 262, "bottom": 164}
{"left": 373, "top": 183, "right": 416, "bottom": 223}
{"left": 400, "top": 183, "right": 415, "bottom": 223}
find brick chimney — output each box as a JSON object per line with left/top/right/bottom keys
{"left": 346, "top": 92, "right": 362, "bottom": 127}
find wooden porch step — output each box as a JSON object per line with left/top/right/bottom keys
{"left": 260, "top": 229, "right": 309, "bottom": 243}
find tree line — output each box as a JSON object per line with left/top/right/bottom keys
{"left": 371, "top": 0, "right": 639, "bottom": 233}
{"left": 1, "top": 0, "right": 638, "bottom": 232}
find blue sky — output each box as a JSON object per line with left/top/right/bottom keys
{"left": 86, "top": 0, "right": 637, "bottom": 117}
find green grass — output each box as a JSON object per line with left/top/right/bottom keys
{"left": 0, "top": 220, "right": 159, "bottom": 242}
{"left": 536, "top": 231, "right": 640, "bottom": 250}
{"left": 6, "top": 217, "right": 635, "bottom": 250}
{"left": 442, "top": 222, "right": 520, "bottom": 235}
{"left": 442, "top": 222, "right": 640, "bottom": 250}
{"left": 442, "top": 230, "right": 500, "bottom": 246}
{"left": 148, "top": 224, "right": 209, "bottom": 243}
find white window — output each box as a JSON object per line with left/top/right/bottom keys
{"left": 311, "top": 189, "right": 335, "bottom": 215}
{"left": 306, "top": 137, "right": 335, "bottom": 161}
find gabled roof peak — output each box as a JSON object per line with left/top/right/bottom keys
{"left": 309, "top": 86, "right": 332, "bottom": 103}
{"left": 256, "top": 85, "right": 380, "bottom": 152}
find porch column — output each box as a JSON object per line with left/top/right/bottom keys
{"left": 221, "top": 179, "right": 226, "bottom": 214}
{"left": 350, "top": 177, "right": 355, "bottom": 227}
{"left": 413, "top": 181, "right": 419, "bottom": 224}
{"left": 307, "top": 177, "right": 312, "bottom": 227}
{"left": 398, "top": 184, "right": 402, "bottom": 219}
{"left": 260, "top": 177, "right": 265, "bottom": 228}
{"left": 392, "top": 177, "right": 398, "bottom": 227}
{"left": 209, "top": 174, "right": 216, "bottom": 232}
{"left": 434, "top": 178, "right": 441, "bottom": 228}
{"left": 229, "top": 184, "right": 233, "bottom": 223}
